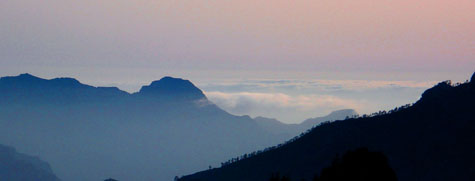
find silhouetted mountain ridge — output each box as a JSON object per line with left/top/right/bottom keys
{"left": 137, "top": 76, "right": 206, "bottom": 101}
{"left": 0, "top": 73, "right": 128, "bottom": 104}
{"left": 254, "top": 109, "right": 357, "bottom": 141}
{"left": 300, "top": 109, "right": 357, "bottom": 128}
{"left": 0, "top": 73, "right": 352, "bottom": 181}
{"left": 1, "top": 73, "right": 86, "bottom": 88}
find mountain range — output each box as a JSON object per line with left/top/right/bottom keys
{"left": 178, "top": 72, "right": 475, "bottom": 181}
{"left": 0, "top": 73, "right": 355, "bottom": 181}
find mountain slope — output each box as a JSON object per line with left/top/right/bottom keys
{"left": 178, "top": 73, "right": 475, "bottom": 181}
{"left": 0, "top": 74, "right": 267, "bottom": 181}
{"left": 0, "top": 73, "right": 348, "bottom": 181}
{"left": 299, "top": 109, "right": 357, "bottom": 128}
{"left": 254, "top": 109, "right": 357, "bottom": 142}
{"left": 0, "top": 144, "right": 60, "bottom": 181}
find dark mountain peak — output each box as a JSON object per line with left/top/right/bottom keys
{"left": 137, "top": 76, "right": 206, "bottom": 101}
{"left": 470, "top": 72, "right": 475, "bottom": 83}
{"left": 418, "top": 74, "right": 475, "bottom": 107}
{"left": 0, "top": 73, "right": 47, "bottom": 88}
{"left": 51, "top": 77, "right": 80, "bottom": 83}
{"left": 1, "top": 73, "right": 43, "bottom": 82}
{"left": 18, "top": 73, "right": 37, "bottom": 78}
{"left": 50, "top": 77, "right": 83, "bottom": 87}
{"left": 0, "top": 73, "right": 89, "bottom": 89}
{"left": 150, "top": 76, "right": 194, "bottom": 87}
{"left": 0, "top": 74, "right": 128, "bottom": 102}
{"left": 419, "top": 80, "right": 454, "bottom": 103}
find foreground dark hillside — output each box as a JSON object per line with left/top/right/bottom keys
{"left": 179, "top": 73, "right": 475, "bottom": 181}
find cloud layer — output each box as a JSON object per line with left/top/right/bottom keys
{"left": 206, "top": 91, "right": 362, "bottom": 123}
{"left": 199, "top": 78, "right": 438, "bottom": 123}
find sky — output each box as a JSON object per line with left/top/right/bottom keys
{"left": 1, "top": 0, "right": 474, "bottom": 123}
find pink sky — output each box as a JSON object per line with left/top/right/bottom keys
{"left": 1, "top": 0, "right": 474, "bottom": 76}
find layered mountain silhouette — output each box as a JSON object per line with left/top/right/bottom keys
{"left": 0, "top": 74, "right": 354, "bottom": 181}
{"left": 254, "top": 109, "right": 357, "bottom": 141}
{"left": 178, "top": 72, "right": 475, "bottom": 181}
{"left": 0, "top": 144, "right": 59, "bottom": 181}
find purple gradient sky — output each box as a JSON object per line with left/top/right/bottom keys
{"left": 1, "top": 0, "right": 473, "bottom": 74}
{"left": 0, "top": 0, "right": 474, "bottom": 122}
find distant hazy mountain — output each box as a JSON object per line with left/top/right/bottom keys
{"left": 254, "top": 109, "right": 357, "bottom": 142}
{"left": 299, "top": 109, "right": 357, "bottom": 128}
{"left": 0, "top": 74, "right": 353, "bottom": 181}
{"left": 0, "top": 144, "right": 60, "bottom": 181}
{"left": 179, "top": 73, "right": 475, "bottom": 181}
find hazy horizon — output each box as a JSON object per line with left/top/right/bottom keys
{"left": 1, "top": 71, "right": 472, "bottom": 123}
{"left": 1, "top": 0, "right": 474, "bottom": 123}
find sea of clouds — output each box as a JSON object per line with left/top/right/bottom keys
{"left": 199, "top": 79, "right": 436, "bottom": 123}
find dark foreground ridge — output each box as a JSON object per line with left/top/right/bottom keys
{"left": 178, "top": 72, "right": 475, "bottom": 181}
{"left": 269, "top": 148, "right": 397, "bottom": 181}
{"left": 315, "top": 148, "right": 397, "bottom": 181}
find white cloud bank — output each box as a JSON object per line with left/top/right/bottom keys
{"left": 201, "top": 79, "right": 437, "bottom": 123}
{"left": 205, "top": 91, "right": 364, "bottom": 123}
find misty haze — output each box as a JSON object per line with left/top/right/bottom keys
{"left": 0, "top": 0, "right": 474, "bottom": 181}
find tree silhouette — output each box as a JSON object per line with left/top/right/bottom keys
{"left": 314, "top": 148, "right": 397, "bottom": 181}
